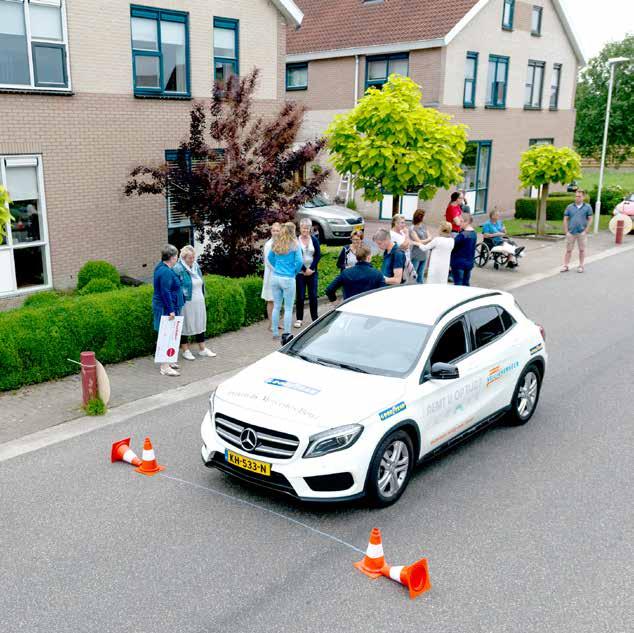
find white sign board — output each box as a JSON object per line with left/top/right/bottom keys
{"left": 154, "top": 316, "right": 184, "bottom": 364}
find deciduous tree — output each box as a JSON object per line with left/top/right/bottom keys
{"left": 326, "top": 75, "right": 468, "bottom": 215}
{"left": 518, "top": 145, "right": 582, "bottom": 235}
{"left": 125, "top": 69, "right": 329, "bottom": 276}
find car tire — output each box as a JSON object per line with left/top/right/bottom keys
{"left": 506, "top": 364, "right": 542, "bottom": 426}
{"left": 366, "top": 429, "right": 414, "bottom": 508}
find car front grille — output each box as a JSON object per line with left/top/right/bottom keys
{"left": 346, "top": 217, "right": 363, "bottom": 225}
{"left": 215, "top": 413, "right": 300, "bottom": 460}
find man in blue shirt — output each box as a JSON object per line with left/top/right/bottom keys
{"left": 372, "top": 228, "right": 405, "bottom": 284}
{"left": 562, "top": 189, "right": 593, "bottom": 273}
{"left": 326, "top": 244, "right": 386, "bottom": 301}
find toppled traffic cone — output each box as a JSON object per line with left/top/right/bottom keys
{"left": 381, "top": 558, "right": 431, "bottom": 599}
{"left": 354, "top": 528, "right": 385, "bottom": 579}
{"left": 111, "top": 437, "right": 142, "bottom": 467}
{"left": 135, "top": 437, "right": 165, "bottom": 476}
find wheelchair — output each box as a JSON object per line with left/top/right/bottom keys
{"left": 474, "top": 237, "right": 522, "bottom": 270}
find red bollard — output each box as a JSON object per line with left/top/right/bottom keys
{"left": 80, "top": 351, "right": 98, "bottom": 406}
{"left": 615, "top": 219, "right": 624, "bottom": 245}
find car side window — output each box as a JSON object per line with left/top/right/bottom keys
{"left": 469, "top": 306, "right": 505, "bottom": 349}
{"left": 499, "top": 307, "right": 515, "bottom": 331}
{"left": 430, "top": 319, "right": 468, "bottom": 366}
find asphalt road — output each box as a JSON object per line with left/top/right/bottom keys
{"left": 2, "top": 252, "right": 633, "bottom": 633}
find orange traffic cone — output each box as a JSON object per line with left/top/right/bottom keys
{"left": 354, "top": 528, "right": 386, "bottom": 579}
{"left": 381, "top": 558, "right": 431, "bottom": 599}
{"left": 134, "top": 437, "right": 165, "bottom": 476}
{"left": 110, "top": 437, "right": 142, "bottom": 467}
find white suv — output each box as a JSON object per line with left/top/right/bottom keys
{"left": 201, "top": 285, "right": 546, "bottom": 507}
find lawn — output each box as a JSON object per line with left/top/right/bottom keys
{"left": 578, "top": 169, "right": 634, "bottom": 192}
{"left": 501, "top": 216, "right": 611, "bottom": 236}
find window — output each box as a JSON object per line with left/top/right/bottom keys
{"left": 499, "top": 308, "right": 516, "bottom": 331}
{"left": 486, "top": 55, "right": 509, "bottom": 108}
{"left": 286, "top": 62, "right": 307, "bottom": 91}
{"left": 463, "top": 52, "right": 478, "bottom": 107}
{"left": 529, "top": 138, "right": 554, "bottom": 146}
{"left": 459, "top": 141, "right": 492, "bottom": 215}
{"left": 549, "top": 63, "right": 561, "bottom": 110}
{"left": 365, "top": 53, "right": 408, "bottom": 90}
{"left": 502, "top": 0, "right": 515, "bottom": 30}
{"left": 0, "top": 155, "right": 51, "bottom": 296}
{"left": 130, "top": 6, "right": 189, "bottom": 97}
{"left": 214, "top": 17, "right": 238, "bottom": 87}
{"left": 469, "top": 307, "right": 505, "bottom": 349}
{"left": 531, "top": 6, "right": 543, "bottom": 35}
{"left": 430, "top": 319, "right": 468, "bottom": 366}
{"left": 0, "top": 0, "right": 70, "bottom": 90}
{"left": 524, "top": 60, "right": 545, "bottom": 109}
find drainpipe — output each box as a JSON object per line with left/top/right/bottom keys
{"left": 354, "top": 54, "right": 359, "bottom": 104}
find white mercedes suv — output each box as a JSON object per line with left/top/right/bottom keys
{"left": 201, "top": 285, "right": 546, "bottom": 507}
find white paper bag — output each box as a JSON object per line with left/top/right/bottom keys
{"left": 154, "top": 316, "right": 184, "bottom": 363}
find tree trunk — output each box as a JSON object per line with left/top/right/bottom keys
{"left": 536, "top": 182, "right": 549, "bottom": 236}
{"left": 392, "top": 194, "right": 400, "bottom": 217}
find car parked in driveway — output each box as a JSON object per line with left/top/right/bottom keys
{"left": 201, "top": 285, "right": 547, "bottom": 507}
{"left": 296, "top": 194, "right": 364, "bottom": 243}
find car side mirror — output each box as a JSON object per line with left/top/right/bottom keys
{"left": 430, "top": 362, "right": 460, "bottom": 380}
{"left": 281, "top": 333, "right": 294, "bottom": 346}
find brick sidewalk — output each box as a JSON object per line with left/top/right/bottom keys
{"left": 1, "top": 230, "right": 626, "bottom": 443}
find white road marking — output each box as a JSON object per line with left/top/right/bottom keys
{"left": 160, "top": 473, "right": 366, "bottom": 555}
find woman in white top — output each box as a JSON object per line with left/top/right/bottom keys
{"left": 418, "top": 221, "right": 455, "bottom": 284}
{"left": 261, "top": 222, "right": 281, "bottom": 330}
{"left": 390, "top": 213, "right": 416, "bottom": 282}
{"left": 173, "top": 245, "right": 216, "bottom": 361}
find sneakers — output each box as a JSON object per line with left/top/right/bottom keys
{"left": 160, "top": 366, "right": 180, "bottom": 377}
{"left": 198, "top": 347, "right": 217, "bottom": 358}
{"left": 294, "top": 320, "right": 302, "bottom": 329}
{"left": 182, "top": 349, "right": 196, "bottom": 361}
{"left": 281, "top": 333, "right": 294, "bottom": 346}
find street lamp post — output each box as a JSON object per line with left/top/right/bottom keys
{"left": 594, "top": 56, "right": 630, "bottom": 234}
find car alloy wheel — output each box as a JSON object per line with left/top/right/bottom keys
{"left": 517, "top": 370, "right": 539, "bottom": 419}
{"left": 367, "top": 430, "right": 414, "bottom": 507}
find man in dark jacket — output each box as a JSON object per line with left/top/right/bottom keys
{"left": 325, "top": 245, "right": 386, "bottom": 302}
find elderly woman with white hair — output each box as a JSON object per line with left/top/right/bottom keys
{"left": 173, "top": 245, "right": 216, "bottom": 361}
{"left": 294, "top": 217, "right": 321, "bottom": 328}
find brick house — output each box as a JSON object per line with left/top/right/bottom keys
{"left": 285, "top": 0, "right": 585, "bottom": 222}
{"left": 0, "top": 0, "right": 302, "bottom": 303}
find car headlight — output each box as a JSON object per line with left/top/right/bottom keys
{"left": 326, "top": 218, "right": 344, "bottom": 225}
{"left": 208, "top": 389, "right": 216, "bottom": 419}
{"left": 303, "top": 424, "right": 363, "bottom": 458}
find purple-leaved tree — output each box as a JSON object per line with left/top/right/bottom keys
{"left": 125, "top": 69, "right": 329, "bottom": 276}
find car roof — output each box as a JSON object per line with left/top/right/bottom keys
{"left": 338, "top": 285, "right": 503, "bottom": 325}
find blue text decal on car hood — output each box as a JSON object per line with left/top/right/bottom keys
{"left": 379, "top": 401, "right": 407, "bottom": 421}
{"left": 266, "top": 378, "right": 320, "bottom": 396}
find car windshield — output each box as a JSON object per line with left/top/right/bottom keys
{"left": 628, "top": 194, "right": 634, "bottom": 202}
{"left": 284, "top": 311, "right": 431, "bottom": 378}
{"left": 302, "top": 194, "right": 329, "bottom": 208}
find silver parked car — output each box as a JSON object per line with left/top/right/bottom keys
{"left": 296, "top": 194, "right": 364, "bottom": 243}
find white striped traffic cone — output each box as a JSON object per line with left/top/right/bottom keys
{"left": 381, "top": 558, "right": 431, "bottom": 599}
{"left": 110, "top": 437, "right": 142, "bottom": 467}
{"left": 134, "top": 437, "right": 165, "bottom": 476}
{"left": 354, "top": 528, "right": 385, "bottom": 579}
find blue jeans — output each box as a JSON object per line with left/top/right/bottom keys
{"left": 271, "top": 274, "right": 296, "bottom": 335}
{"left": 452, "top": 267, "right": 473, "bottom": 286}
{"left": 413, "top": 259, "right": 428, "bottom": 284}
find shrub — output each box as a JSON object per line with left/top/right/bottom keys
{"left": 588, "top": 185, "right": 626, "bottom": 213}
{"left": 78, "top": 278, "right": 119, "bottom": 296}
{"left": 77, "top": 260, "right": 120, "bottom": 290}
{"left": 237, "top": 276, "right": 267, "bottom": 325}
{"left": 515, "top": 196, "right": 575, "bottom": 221}
{"left": 0, "top": 276, "right": 245, "bottom": 391}
{"left": 346, "top": 199, "right": 358, "bottom": 211}
{"left": 23, "top": 290, "right": 62, "bottom": 308}
{"left": 83, "top": 397, "right": 106, "bottom": 416}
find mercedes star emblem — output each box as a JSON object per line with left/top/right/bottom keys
{"left": 240, "top": 428, "right": 258, "bottom": 452}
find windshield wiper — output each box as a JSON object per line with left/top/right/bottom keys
{"left": 313, "top": 358, "right": 369, "bottom": 374}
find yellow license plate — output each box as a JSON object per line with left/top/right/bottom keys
{"left": 354, "top": 224, "right": 364, "bottom": 233}
{"left": 225, "top": 450, "right": 271, "bottom": 476}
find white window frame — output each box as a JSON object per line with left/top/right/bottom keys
{"left": 0, "top": 0, "right": 72, "bottom": 92}
{"left": 0, "top": 154, "right": 53, "bottom": 297}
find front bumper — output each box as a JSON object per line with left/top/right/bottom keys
{"left": 322, "top": 222, "right": 365, "bottom": 241}
{"left": 200, "top": 411, "right": 370, "bottom": 502}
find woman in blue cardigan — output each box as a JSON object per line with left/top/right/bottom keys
{"left": 152, "top": 244, "right": 184, "bottom": 377}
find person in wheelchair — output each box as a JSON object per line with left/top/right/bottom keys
{"left": 481, "top": 210, "right": 525, "bottom": 268}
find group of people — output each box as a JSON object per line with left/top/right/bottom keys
{"left": 152, "top": 244, "right": 216, "bottom": 377}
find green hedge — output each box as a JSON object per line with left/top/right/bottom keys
{"left": 78, "top": 278, "right": 119, "bottom": 295}
{"left": 588, "top": 185, "right": 626, "bottom": 213}
{"left": 237, "top": 276, "right": 267, "bottom": 325}
{"left": 77, "top": 260, "right": 120, "bottom": 290}
{"left": 515, "top": 196, "right": 575, "bottom": 221}
{"left": 0, "top": 276, "right": 246, "bottom": 391}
